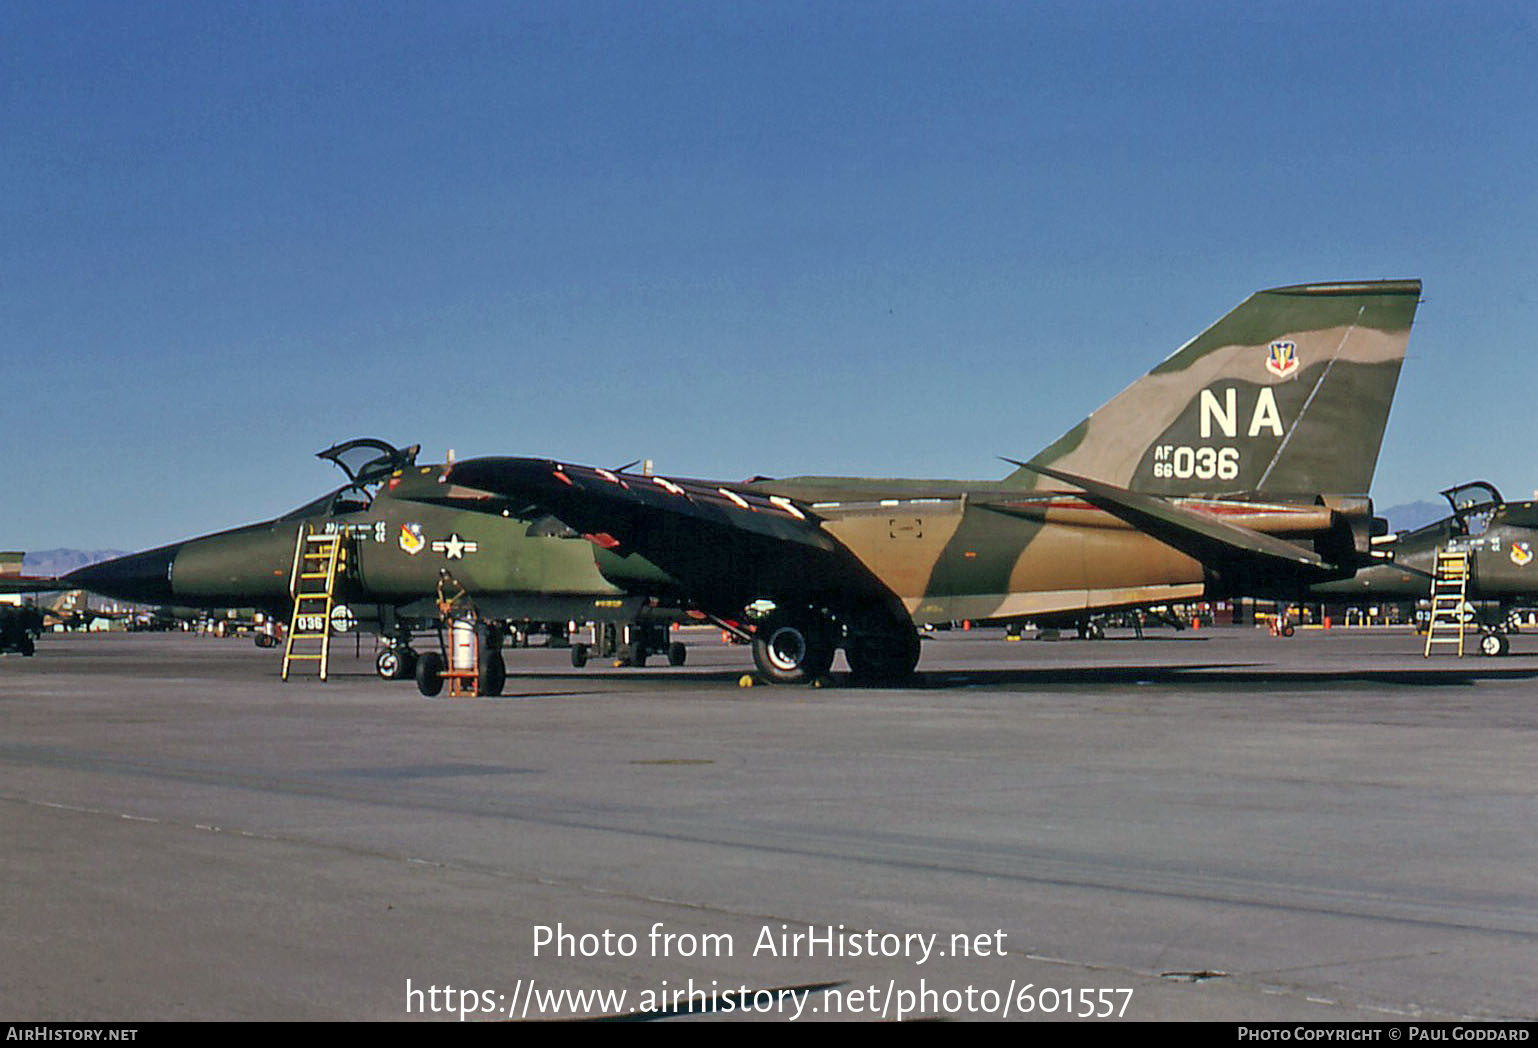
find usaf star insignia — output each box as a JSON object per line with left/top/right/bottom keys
{"left": 431, "top": 533, "right": 479, "bottom": 560}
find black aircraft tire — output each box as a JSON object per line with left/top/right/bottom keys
{"left": 1481, "top": 632, "right": 1510, "bottom": 657}
{"left": 377, "top": 648, "right": 409, "bottom": 680}
{"left": 571, "top": 643, "right": 589, "bottom": 668}
{"left": 478, "top": 651, "right": 506, "bottom": 696}
{"left": 752, "top": 614, "right": 835, "bottom": 685}
{"left": 845, "top": 629, "right": 921, "bottom": 685}
{"left": 668, "top": 641, "right": 687, "bottom": 667}
{"left": 627, "top": 644, "right": 648, "bottom": 668}
{"left": 415, "top": 651, "right": 445, "bottom": 698}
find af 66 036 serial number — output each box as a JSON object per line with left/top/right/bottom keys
{"left": 1151, "top": 445, "right": 1240, "bottom": 481}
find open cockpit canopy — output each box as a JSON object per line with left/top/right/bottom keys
{"left": 316, "top": 438, "right": 419, "bottom": 485}
{"left": 1439, "top": 481, "right": 1505, "bottom": 537}
{"left": 277, "top": 439, "right": 421, "bottom": 521}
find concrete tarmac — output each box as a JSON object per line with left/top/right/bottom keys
{"left": 3, "top": 626, "right": 1537, "bottom": 1021}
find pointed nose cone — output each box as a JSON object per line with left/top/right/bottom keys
{"left": 64, "top": 545, "right": 180, "bottom": 604}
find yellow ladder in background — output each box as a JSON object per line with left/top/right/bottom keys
{"left": 282, "top": 529, "right": 344, "bottom": 681}
{"left": 1423, "top": 549, "right": 1470, "bottom": 657}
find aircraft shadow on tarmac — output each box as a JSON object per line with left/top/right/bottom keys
{"left": 902, "top": 664, "right": 1538, "bottom": 689}
{"left": 344, "top": 662, "right": 1538, "bottom": 692}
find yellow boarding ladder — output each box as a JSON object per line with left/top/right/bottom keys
{"left": 1423, "top": 549, "right": 1470, "bottom": 657}
{"left": 282, "top": 528, "right": 345, "bottom": 681}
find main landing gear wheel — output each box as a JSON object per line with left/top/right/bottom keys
{"left": 474, "top": 623, "right": 506, "bottom": 696}
{"left": 752, "top": 612, "right": 836, "bottom": 685}
{"left": 1480, "top": 632, "right": 1510, "bottom": 657}
{"left": 668, "top": 641, "right": 687, "bottom": 667}
{"left": 478, "top": 649, "right": 506, "bottom": 696}
{"left": 570, "top": 643, "right": 589, "bottom": 668}
{"left": 844, "top": 628, "right": 921, "bottom": 685}
{"left": 376, "top": 647, "right": 417, "bottom": 680}
{"left": 415, "top": 651, "right": 445, "bottom": 697}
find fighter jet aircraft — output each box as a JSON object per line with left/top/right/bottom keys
{"left": 443, "top": 279, "right": 1422, "bottom": 684}
{"left": 1314, "top": 481, "right": 1538, "bottom": 655}
{"left": 57, "top": 439, "right": 684, "bottom": 692}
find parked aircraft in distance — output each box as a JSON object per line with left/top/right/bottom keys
{"left": 0, "top": 553, "right": 75, "bottom": 655}
{"left": 1315, "top": 481, "right": 1538, "bottom": 655}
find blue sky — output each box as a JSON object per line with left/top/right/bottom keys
{"left": 6, "top": 1, "right": 1535, "bottom": 550}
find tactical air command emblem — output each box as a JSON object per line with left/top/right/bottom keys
{"left": 399, "top": 522, "right": 425, "bottom": 556}
{"left": 1265, "top": 340, "right": 1299, "bottom": 379}
{"left": 1511, "top": 541, "right": 1532, "bottom": 567}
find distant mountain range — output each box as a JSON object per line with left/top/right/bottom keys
{"left": 1378, "top": 500, "right": 1448, "bottom": 534}
{"left": 21, "top": 549, "right": 129, "bottom": 578}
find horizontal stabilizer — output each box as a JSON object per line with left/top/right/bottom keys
{"left": 1008, "top": 461, "right": 1346, "bottom": 584}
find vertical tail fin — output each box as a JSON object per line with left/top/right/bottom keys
{"left": 1009, "top": 280, "right": 1421, "bottom": 496}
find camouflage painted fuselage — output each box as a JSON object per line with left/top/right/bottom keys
{"left": 448, "top": 280, "right": 1421, "bottom": 637}
{"left": 65, "top": 462, "right": 664, "bottom": 624}
{"left": 745, "top": 478, "right": 1344, "bottom": 624}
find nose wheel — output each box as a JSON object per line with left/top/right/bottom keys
{"left": 376, "top": 646, "right": 418, "bottom": 680}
